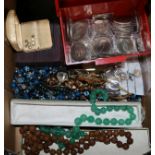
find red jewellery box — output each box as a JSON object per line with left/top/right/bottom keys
{"left": 55, "top": 0, "right": 151, "bottom": 65}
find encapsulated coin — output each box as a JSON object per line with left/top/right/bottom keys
{"left": 113, "top": 16, "right": 132, "bottom": 25}
{"left": 93, "top": 13, "right": 112, "bottom": 20}
{"left": 71, "top": 21, "right": 88, "bottom": 41}
{"left": 117, "top": 38, "right": 134, "bottom": 53}
{"left": 71, "top": 43, "right": 87, "bottom": 61}
{"left": 93, "top": 37, "right": 112, "bottom": 57}
{"left": 93, "top": 19, "right": 110, "bottom": 35}
{"left": 113, "top": 16, "right": 136, "bottom": 35}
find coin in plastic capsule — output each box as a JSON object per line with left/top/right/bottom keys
{"left": 117, "top": 38, "right": 134, "bottom": 53}
{"left": 71, "top": 43, "right": 87, "bottom": 61}
{"left": 71, "top": 21, "right": 88, "bottom": 41}
{"left": 93, "top": 37, "right": 112, "bottom": 57}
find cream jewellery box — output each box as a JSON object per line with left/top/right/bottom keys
{"left": 6, "top": 10, "right": 52, "bottom": 52}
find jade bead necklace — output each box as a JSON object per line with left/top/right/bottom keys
{"left": 39, "top": 126, "right": 86, "bottom": 145}
{"left": 39, "top": 89, "right": 136, "bottom": 147}
{"left": 74, "top": 89, "right": 136, "bottom": 127}
{"left": 74, "top": 106, "right": 136, "bottom": 127}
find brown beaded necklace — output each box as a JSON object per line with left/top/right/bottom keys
{"left": 20, "top": 126, "right": 133, "bottom": 155}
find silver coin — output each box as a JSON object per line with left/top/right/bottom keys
{"left": 113, "top": 16, "right": 136, "bottom": 35}
{"left": 113, "top": 16, "right": 132, "bottom": 25}
{"left": 71, "top": 42, "right": 87, "bottom": 61}
{"left": 71, "top": 21, "right": 88, "bottom": 41}
{"left": 94, "top": 20, "right": 110, "bottom": 35}
{"left": 117, "top": 38, "right": 134, "bottom": 53}
{"left": 113, "top": 25, "right": 134, "bottom": 35}
{"left": 93, "top": 13, "right": 112, "bottom": 20}
{"left": 93, "top": 37, "right": 112, "bottom": 57}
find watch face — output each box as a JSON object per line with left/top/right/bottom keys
{"left": 71, "top": 22, "right": 88, "bottom": 41}
{"left": 71, "top": 42, "right": 87, "bottom": 61}
{"left": 93, "top": 37, "right": 112, "bottom": 57}
{"left": 117, "top": 38, "right": 134, "bottom": 53}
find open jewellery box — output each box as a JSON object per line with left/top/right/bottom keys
{"left": 5, "top": 10, "right": 53, "bottom": 53}
{"left": 55, "top": 0, "right": 151, "bottom": 65}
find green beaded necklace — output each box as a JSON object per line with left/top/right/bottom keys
{"left": 39, "top": 89, "right": 136, "bottom": 147}
{"left": 74, "top": 89, "right": 136, "bottom": 126}
{"left": 39, "top": 126, "right": 86, "bottom": 146}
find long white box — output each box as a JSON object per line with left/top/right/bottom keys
{"left": 11, "top": 99, "right": 142, "bottom": 127}
{"left": 20, "top": 128, "right": 150, "bottom": 155}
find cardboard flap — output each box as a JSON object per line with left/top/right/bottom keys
{"left": 6, "top": 10, "right": 23, "bottom": 51}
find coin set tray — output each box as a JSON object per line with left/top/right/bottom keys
{"left": 65, "top": 14, "right": 145, "bottom": 65}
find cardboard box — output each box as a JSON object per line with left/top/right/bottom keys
{"left": 4, "top": 0, "right": 151, "bottom": 154}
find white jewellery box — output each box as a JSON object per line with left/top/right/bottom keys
{"left": 5, "top": 10, "right": 52, "bottom": 52}
{"left": 11, "top": 99, "right": 143, "bottom": 128}
{"left": 20, "top": 128, "right": 150, "bottom": 155}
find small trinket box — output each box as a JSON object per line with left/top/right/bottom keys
{"left": 6, "top": 10, "right": 52, "bottom": 53}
